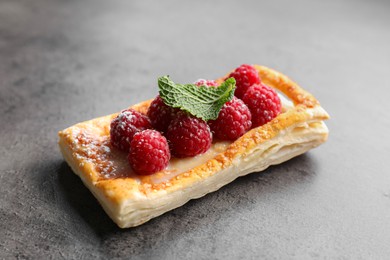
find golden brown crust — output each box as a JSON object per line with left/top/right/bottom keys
{"left": 58, "top": 65, "right": 329, "bottom": 227}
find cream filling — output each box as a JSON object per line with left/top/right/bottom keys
{"left": 151, "top": 141, "right": 231, "bottom": 184}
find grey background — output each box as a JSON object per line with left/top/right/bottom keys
{"left": 1, "top": 0, "right": 390, "bottom": 259}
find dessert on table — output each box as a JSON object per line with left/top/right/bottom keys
{"left": 58, "top": 64, "right": 329, "bottom": 228}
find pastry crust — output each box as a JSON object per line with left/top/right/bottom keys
{"left": 58, "top": 65, "right": 329, "bottom": 228}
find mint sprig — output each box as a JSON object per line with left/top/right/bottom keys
{"left": 158, "top": 76, "right": 236, "bottom": 121}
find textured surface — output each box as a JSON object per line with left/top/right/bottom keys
{"left": 1, "top": 0, "right": 390, "bottom": 259}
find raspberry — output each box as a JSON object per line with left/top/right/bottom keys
{"left": 228, "top": 64, "right": 260, "bottom": 99}
{"left": 242, "top": 84, "right": 282, "bottom": 127}
{"left": 147, "top": 95, "right": 178, "bottom": 133}
{"left": 128, "top": 129, "right": 170, "bottom": 175}
{"left": 166, "top": 113, "right": 212, "bottom": 158}
{"left": 208, "top": 97, "right": 252, "bottom": 140}
{"left": 194, "top": 79, "right": 218, "bottom": 87}
{"left": 110, "top": 109, "right": 151, "bottom": 152}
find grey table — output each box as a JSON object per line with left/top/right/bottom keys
{"left": 1, "top": 0, "right": 390, "bottom": 259}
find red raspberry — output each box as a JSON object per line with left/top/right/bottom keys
{"left": 208, "top": 97, "right": 252, "bottom": 140}
{"left": 128, "top": 129, "right": 170, "bottom": 175}
{"left": 194, "top": 79, "right": 218, "bottom": 87}
{"left": 166, "top": 113, "right": 212, "bottom": 158}
{"left": 110, "top": 109, "right": 151, "bottom": 152}
{"left": 228, "top": 64, "right": 260, "bottom": 99}
{"left": 242, "top": 84, "right": 282, "bottom": 127}
{"left": 147, "top": 95, "right": 178, "bottom": 133}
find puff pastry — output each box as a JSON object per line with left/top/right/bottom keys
{"left": 58, "top": 65, "right": 329, "bottom": 228}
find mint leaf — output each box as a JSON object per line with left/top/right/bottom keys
{"left": 158, "top": 76, "right": 236, "bottom": 121}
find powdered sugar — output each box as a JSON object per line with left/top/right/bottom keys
{"left": 194, "top": 79, "right": 218, "bottom": 87}
{"left": 72, "top": 128, "right": 136, "bottom": 179}
{"left": 110, "top": 108, "right": 151, "bottom": 152}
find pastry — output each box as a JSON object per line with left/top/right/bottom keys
{"left": 58, "top": 65, "right": 329, "bottom": 228}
